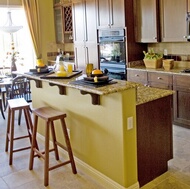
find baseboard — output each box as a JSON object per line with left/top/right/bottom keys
{"left": 37, "top": 133, "right": 140, "bottom": 189}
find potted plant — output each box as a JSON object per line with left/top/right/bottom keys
{"left": 143, "top": 49, "right": 163, "bottom": 68}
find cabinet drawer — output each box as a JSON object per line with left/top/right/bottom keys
{"left": 127, "top": 70, "right": 148, "bottom": 84}
{"left": 148, "top": 72, "right": 172, "bottom": 85}
{"left": 173, "top": 75, "right": 190, "bottom": 88}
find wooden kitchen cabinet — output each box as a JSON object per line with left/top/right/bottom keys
{"left": 134, "top": 0, "right": 160, "bottom": 42}
{"left": 137, "top": 95, "right": 173, "bottom": 187}
{"left": 54, "top": 3, "right": 72, "bottom": 44}
{"left": 96, "top": 0, "right": 125, "bottom": 29}
{"left": 127, "top": 69, "right": 148, "bottom": 85}
{"left": 148, "top": 72, "right": 173, "bottom": 89}
{"left": 173, "top": 75, "right": 190, "bottom": 128}
{"left": 72, "top": 0, "right": 98, "bottom": 70}
{"left": 54, "top": 6, "right": 64, "bottom": 43}
{"left": 160, "top": 0, "right": 187, "bottom": 42}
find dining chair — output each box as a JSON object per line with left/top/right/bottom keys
{"left": 5, "top": 75, "right": 31, "bottom": 125}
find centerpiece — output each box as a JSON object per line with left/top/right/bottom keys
{"left": 143, "top": 49, "right": 163, "bottom": 69}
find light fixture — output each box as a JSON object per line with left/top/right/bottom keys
{"left": 0, "top": 0, "right": 23, "bottom": 33}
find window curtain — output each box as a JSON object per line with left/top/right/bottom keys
{"left": 21, "top": 0, "right": 42, "bottom": 59}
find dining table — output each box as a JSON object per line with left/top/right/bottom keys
{"left": 0, "top": 76, "right": 13, "bottom": 114}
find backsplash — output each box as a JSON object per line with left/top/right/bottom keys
{"left": 148, "top": 42, "right": 190, "bottom": 61}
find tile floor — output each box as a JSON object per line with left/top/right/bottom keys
{"left": 0, "top": 109, "right": 190, "bottom": 189}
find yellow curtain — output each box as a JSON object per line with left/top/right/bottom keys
{"left": 22, "top": 0, "right": 42, "bottom": 59}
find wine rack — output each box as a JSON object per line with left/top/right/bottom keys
{"left": 64, "top": 5, "right": 72, "bottom": 33}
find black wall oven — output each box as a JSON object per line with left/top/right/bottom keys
{"left": 98, "top": 28, "right": 126, "bottom": 80}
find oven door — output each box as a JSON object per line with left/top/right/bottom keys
{"left": 99, "top": 35, "right": 126, "bottom": 80}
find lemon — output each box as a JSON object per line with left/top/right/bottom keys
{"left": 56, "top": 71, "right": 67, "bottom": 77}
{"left": 92, "top": 69, "right": 102, "bottom": 75}
{"left": 36, "top": 59, "right": 45, "bottom": 67}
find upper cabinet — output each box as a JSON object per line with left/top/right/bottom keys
{"left": 134, "top": 0, "right": 160, "bottom": 43}
{"left": 160, "top": 0, "right": 187, "bottom": 42}
{"left": 134, "top": 0, "right": 189, "bottom": 43}
{"left": 96, "top": 0, "right": 125, "bottom": 29}
{"left": 54, "top": 1, "right": 73, "bottom": 44}
{"left": 72, "top": 0, "right": 98, "bottom": 69}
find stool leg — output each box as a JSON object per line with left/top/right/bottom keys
{"left": 5, "top": 106, "right": 11, "bottom": 152}
{"left": 44, "top": 121, "right": 50, "bottom": 187}
{"left": 9, "top": 109, "right": 15, "bottom": 165}
{"left": 60, "top": 118, "right": 77, "bottom": 174}
{"left": 24, "top": 108, "right": 39, "bottom": 151}
{"left": 50, "top": 121, "right": 59, "bottom": 160}
{"left": 29, "top": 115, "right": 38, "bottom": 170}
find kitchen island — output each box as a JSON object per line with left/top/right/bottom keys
{"left": 15, "top": 71, "right": 174, "bottom": 189}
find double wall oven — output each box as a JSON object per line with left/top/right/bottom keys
{"left": 98, "top": 28, "right": 126, "bottom": 80}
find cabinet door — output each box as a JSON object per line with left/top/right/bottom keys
{"left": 96, "top": 0, "right": 110, "bottom": 28}
{"left": 96, "top": 0, "right": 125, "bottom": 29}
{"left": 160, "top": 0, "right": 187, "bottom": 42}
{"left": 134, "top": 0, "right": 159, "bottom": 42}
{"left": 111, "top": 0, "right": 125, "bottom": 28}
{"left": 173, "top": 75, "right": 190, "bottom": 128}
{"left": 72, "top": 2, "right": 85, "bottom": 43}
{"left": 54, "top": 6, "right": 64, "bottom": 43}
{"left": 73, "top": 0, "right": 98, "bottom": 69}
{"left": 74, "top": 43, "right": 98, "bottom": 70}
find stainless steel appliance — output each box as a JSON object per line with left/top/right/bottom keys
{"left": 98, "top": 28, "right": 126, "bottom": 80}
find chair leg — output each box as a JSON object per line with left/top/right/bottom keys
{"left": 18, "top": 109, "right": 22, "bottom": 125}
{"left": 0, "top": 99, "right": 5, "bottom": 119}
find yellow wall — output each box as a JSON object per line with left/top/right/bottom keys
{"left": 31, "top": 80, "right": 138, "bottom": 188}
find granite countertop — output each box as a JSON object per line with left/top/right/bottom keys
{"left": 136, "top": 85, "right": 174, "bottom": 105}
{"left": 15, "top": 71, "right": 174, "bottom": 105}
{"left": 128, "top": 60, "right": 190, "bottom": 76}
{"left": 15, "top": 71, "right": 138, "bottom": 96}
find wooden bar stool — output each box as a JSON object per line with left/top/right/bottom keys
{"left": 5, "top": 98, "right": 34, "bottom": 165}
{"left": 29, "top": 106, "right": 77, "bottom": 187}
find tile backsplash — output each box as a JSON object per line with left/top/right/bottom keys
{"left": 148, "top": 42, "right": 190, "bottom": 61}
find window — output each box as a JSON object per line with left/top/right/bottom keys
{"left": 0, "top": 7, "right": 35, "bottom": 72}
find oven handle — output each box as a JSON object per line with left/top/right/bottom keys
{"left": 98, "top": 36, "right": 125, "bottom": 43}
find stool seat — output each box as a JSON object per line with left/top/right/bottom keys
{"left": 5, "top": 98, "right": 35, "bottom": 165}
{"left": 32, "top": 106, "right": 66, "bottom": 121}
{"left": 29, "top": 106, "right": 77, "bottom": 187}
{"left": 8, "top": 98, "right": 29, "bottom": 110}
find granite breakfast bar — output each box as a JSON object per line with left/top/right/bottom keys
{"left": 15, "top": 71, "right": 174, "bottom": 189}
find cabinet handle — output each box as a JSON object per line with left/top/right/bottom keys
{"left": 153, "top": 37, "right": 157, "bottom": 39}
{"left": 157, "top": 77, "right": 162, "bottom": 80}
{"left": 135, "top": 74, "right": 139, "bottom": 77}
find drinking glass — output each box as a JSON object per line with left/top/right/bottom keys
{"left": 85, "top": 63, "right": 93, "bottom": 76}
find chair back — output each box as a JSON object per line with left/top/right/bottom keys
{"left": 7, "top": 76, "right": 28, "bottom": 99}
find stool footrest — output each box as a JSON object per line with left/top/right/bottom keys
{"left": 49, "top": 160, "right": 71, "bottom": 171}
{"left": 13, "top": 135, "right": 31, "bottom": 141}
{"left": 13, "top": 146, "right": 31, "bottom": 153}
{"left": 55, "top": 141, "right": 67, "bottom": 151}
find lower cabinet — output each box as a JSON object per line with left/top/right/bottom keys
{"left": 173, "top": 75, "right": 190, "bottom": 128}
{"left": 148, "top": 71, "right": 173, "bottom": 89}
{"left": 128, "top": 69, "right": 190, "bottom": 128}
{"left": 127, "top": 69, "right": 148, "bottom": 85}
{"left": 137, "top": 95, "right": 173, "bottom": 187}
